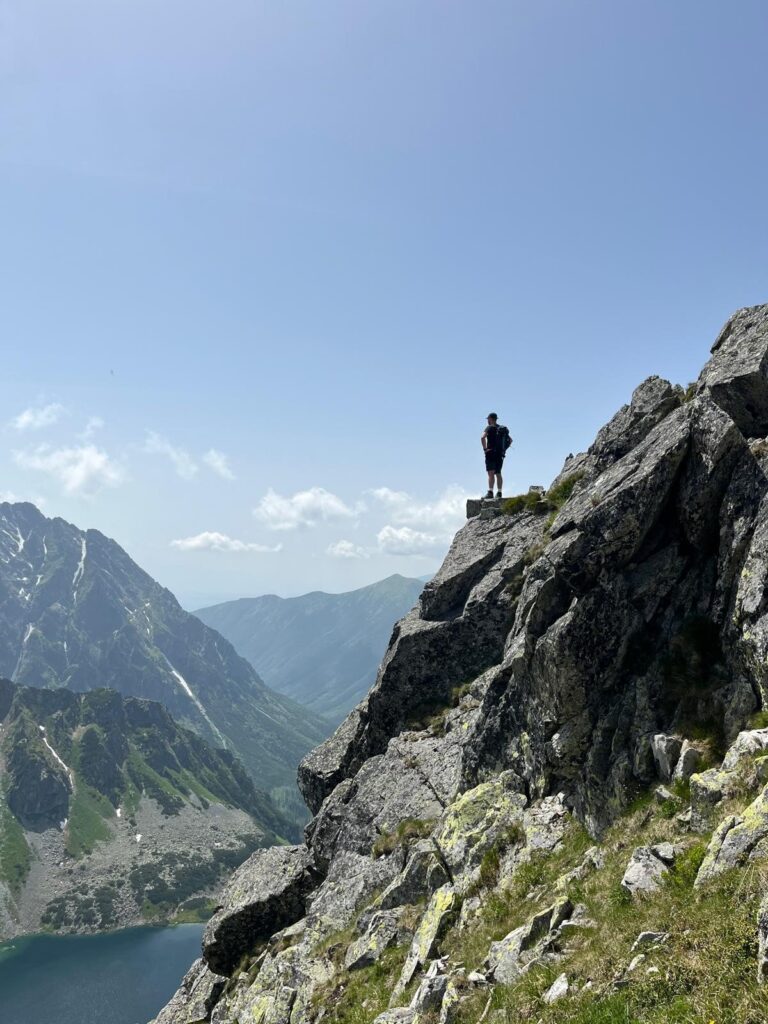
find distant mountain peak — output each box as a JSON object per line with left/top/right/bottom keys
{"left": 195, "top": 574, "right": 425, "bottom": 725}
{"left": 0, "top": 502, "right": 325, "bottom": 819}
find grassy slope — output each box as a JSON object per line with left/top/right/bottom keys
{"left": 443, "top": 791, "right": 766, "bottom": 1024}
{"left": 311, "top": 778, "right": 767, "bottom": 1024}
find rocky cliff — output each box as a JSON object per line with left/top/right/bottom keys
{"left": 0, "top": 679, "right": 294, "bottom": 941}
{"left": 153, "top": 306, "right": 768, "bottom": 1024}
{"left": 0, "top": 503, "right": 325, "bottom": 820}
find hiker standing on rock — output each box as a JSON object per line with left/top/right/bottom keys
{"left": 481, "top": 413, "right": 512, "bottom": 499}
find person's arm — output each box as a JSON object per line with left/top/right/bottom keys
{"left": 481, "top": 428, "right": 488, "bottom": 451}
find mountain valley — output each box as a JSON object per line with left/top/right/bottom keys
{"left": 0, "top": 503, "right": 325, "bottom": 819}
{"left": 0, "top": 678, "right": 294, "bottom": 941}
{"left": 196, "top": 575, "right": 424, "bottom": 725}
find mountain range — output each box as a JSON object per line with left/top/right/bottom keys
{"left": 195, "top": 574, "right": 424, "bottom": 724}
{"left": 0, "top": 677, "right": 293, "bottom": 940}
{"left": 0, "top": 502, "right": 325, "bottom": 817}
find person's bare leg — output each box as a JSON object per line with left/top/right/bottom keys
{"left": 485, "top": 470, "right": 495, "bottom": 496}
{"left": 495, "top": 471, "right": 503, "bottom": 494}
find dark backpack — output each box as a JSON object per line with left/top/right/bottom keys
{"left": 498, "top": 425, "right": 512, "bottom": 453}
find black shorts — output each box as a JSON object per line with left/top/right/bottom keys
{"left": 485, "top": 451, "right": 504, "bottom": 473}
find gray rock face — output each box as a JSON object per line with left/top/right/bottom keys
{"left": 698, "top": 305, "right": 768, "bottom": 435}
{"left": 203, "top": 845, "right": 319, "bottom": 975}
{"left": 651, "top": 734, "right": 682, "bottom": 782}
{"left": 377, "top": 840, "right": 450, "bottom": 910}
{"left": 543, "top": 972, "right": 569, "bottom": 1004}
{"left": 621, "top": 845, "right": 675, "bottom": 897}
{"left": 690, "top": 729, "right": 768, "bottom": 832}
{"left": 299, "top": 514, "right": 546, "bottom": 815}
{"left": 391, "top": 885, "right": 457, "bottom": 1002}
{"left": 154, "top": 959, "right": 227, "bottom": 1024}
{"left": 672, "top": 740, "right": 701, "bottom": 782}
{"left": 486, "top": 899, "right": 572, "bottom": 984}
{"left": 344, "top": 909, "right": 403, "bottom": 971}
{"left": 695, "top": 785, "right": 768, "bottom": 885}
{"left": 409, "top": 971, "right": 449, "bottom": 1013}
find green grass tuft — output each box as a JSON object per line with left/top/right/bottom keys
{"left": 372, "top": 817, "right": 435, "bottom": 857}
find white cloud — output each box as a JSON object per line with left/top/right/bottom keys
{"left": 369, "top": 485, "right": 470, "bottom": 531}
{"left": 80, "top": 416, "right": 105, "bottom": 441}
{"left": 171, "top": 531, "right": 282, "bottom": 553}
{"left": 327, "top": 539, "right": 369, "bottom": 559}
{"left": 203, "top": 449, "right": 235, "bottom": 480}
{"left": 13, "top": 444, "right": 123, "bottom": 495}
{"left": 144, "top": 432, "right": 198, "bottom": 480}
{"left": 254, "top": 487, "right": 358, "bottom": 531}
{"left": 10, "top": 403, "right": 66, "bottom": 432}
{"left": 376, "top": 525, "right": 445, "bottom": 556}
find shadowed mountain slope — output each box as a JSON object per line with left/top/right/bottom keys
{"left": 0, "top": 503, "right": 324, "bottom": 805}
{"left": 0, "top": 678, "right": 295, "bottom": 940}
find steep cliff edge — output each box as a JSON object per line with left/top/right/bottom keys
{"left": 153, "top": 306, "right": 768, "bottom": 1024}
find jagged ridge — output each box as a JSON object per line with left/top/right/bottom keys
{"left": 154, "top": 306, "right": 768, "bottom": 1024}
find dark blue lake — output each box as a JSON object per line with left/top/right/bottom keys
{"left": 0, "top": 924, "right": 204, "bottom": 1024}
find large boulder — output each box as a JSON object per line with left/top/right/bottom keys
{"left": 203, "top": 845, "right": 319, "bottom": 975}
{"left": 696, "top": 786, "right": 768, "bottom": 885}
{"left": 587, "top": 376, "right": 683, "bottom": 474}
{"left": 621, "top": 845, "right": 675, "bottom": 897}
{"left": 433, "top": 772, "right": 526, "bottom": 877}
{"left": 154, "top": 959, "right": 226, "bottom": 1024}
{"left": 486, "top": 899, "right": 572, "bottom": 984}
{"left": 698, "top": 305, "right": 768, "bottom": 436}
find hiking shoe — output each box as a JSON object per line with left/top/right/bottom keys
{"left": 496, "top": 491, "right": 503, "bottom": 499}
{"left": 484, "top": 490, "right": 493, "bottom": 499}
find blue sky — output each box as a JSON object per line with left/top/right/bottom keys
{"left": 2, "top": 0, "right": 767, "bottom": 608}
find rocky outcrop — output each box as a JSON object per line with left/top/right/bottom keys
{"left": 486, "top": 899, "right": 573, "bottom": 984}
{"left": 154, "top": 959, "right": 226, "bottom": 1024}
{"left": 621, "top": 844, "right": 676, "bottom": 897}
{"left": 153, "top": 306, "right": 768, "bottom": 1024}
{"left": 698, "top": 304, "right": 768, "bottom": 435}
{"left": 203, "top": 845, "right": 319, "bottom": 974}
{"left": 299, "top": 513, "right": 545, "bottom": 815}
{"left": 695, "top": 786, "right": 768, "bottom": 885}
